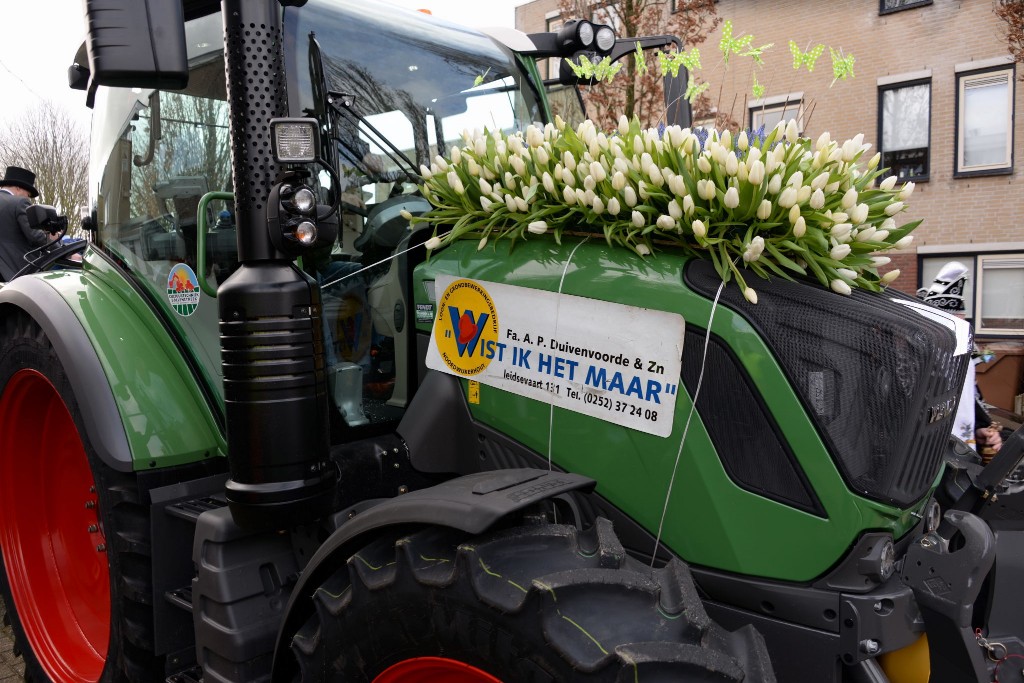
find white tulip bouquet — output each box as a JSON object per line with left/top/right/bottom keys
{"left": 412, "top": 114, "right": 917, "bottom": 304}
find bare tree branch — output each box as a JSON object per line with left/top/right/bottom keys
{"left": 995, "top": 0, "right": 1024, "bottom": 80}
{"left": 0, "top": 101, "right": 89, "bottom": 235}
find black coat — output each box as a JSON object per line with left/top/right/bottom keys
{"left": 0, "top": 190, "right": 49, "bottom": 281}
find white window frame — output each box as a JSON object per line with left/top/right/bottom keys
{"left": 974, "top": 253, "right": 1024, "bottom": 335}
{"left": 955, "top": 64, "right": 1015, "bottom": 176}
{"left": 749, "top": 92, "right": 804, "bottom": 134}
{"left": 877, "top": 77, "right": 931, "bottom": 182}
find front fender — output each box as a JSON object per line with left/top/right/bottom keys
{"left": 0, "top": 264, "right": 224, "bottom": 471}
{"left": 271, "top": 468, "right": 595, "bottom": 678}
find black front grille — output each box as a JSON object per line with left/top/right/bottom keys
{"left": 686, "top": 259, "right": 968, "bottom": 508}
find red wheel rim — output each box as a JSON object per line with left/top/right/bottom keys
{"left": 374, "top": 657, "right": 503, "bottom": 683}
{"left": 0, "top": 369, "right": 109, "bottom": 682}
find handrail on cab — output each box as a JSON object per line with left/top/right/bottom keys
{"left": 195, "top": 191, "right": 235, "bottom": 297}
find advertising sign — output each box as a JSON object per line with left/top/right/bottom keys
{"left": 425, "top": 276, "right": 686, "bottom": 437}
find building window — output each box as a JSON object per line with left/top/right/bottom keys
{"left": 880, "top": 0, "right": 932, "bottom": 14}
{"left": 878, "top": 79, "right": 930, "bottom": 182}
{"left": 976, "top": 255, "right": 1024, "bottom": 334}
{"left": 749, "top": 93, "right": 803, "bottom": 133}
{"left": 955, "top": 65, "right": 1015, "bottom": 176}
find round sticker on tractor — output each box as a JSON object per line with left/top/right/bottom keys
{"left": 433, "top": 279, "right": 500, "bottom": 376}
{"left": 167, "top": 264, "right": 201, "bottom": 316}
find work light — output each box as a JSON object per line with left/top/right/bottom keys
{"left": 270, "top": 118, "right": 320, "bottom": 163}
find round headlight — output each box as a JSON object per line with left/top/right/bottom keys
{"left": 595, "top": 26, "right": 616, "bottom": 52}
{"left": 577, "top": 21, "right": 594, "bottom": 47}
{"left": 295, "top": 220, "right": 317, "bottom": 245}
{"left": 293, "top": 187, "right": 316, "bottom": 214}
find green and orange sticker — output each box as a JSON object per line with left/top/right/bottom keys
{"left": 167, "top": 264, "right": 201, "bottom": 316}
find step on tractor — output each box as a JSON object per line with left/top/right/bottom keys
{"left": 2, "top": 0, "right": 1024, "bottom": 681}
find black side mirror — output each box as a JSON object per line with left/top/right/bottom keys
{"left": 84, "top": 0, "right": 188, "bottom": 89}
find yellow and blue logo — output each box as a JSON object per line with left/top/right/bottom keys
{"left": 433, "top": 279, "right": 500, "bottom": 376}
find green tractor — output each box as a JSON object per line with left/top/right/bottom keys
{"left": 1, "top": 1, "right": 1022, "bottom": 682}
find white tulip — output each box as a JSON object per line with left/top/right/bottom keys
{"left": 871, "top": 256, "right": 891, "bottom": 267}
{"left": 724, "top": 187, "right": 740, "bottom": 209}
{"left": 542, "top": 172, "right": 555, "bottom": 194}
{"left": 855, "top": 226, "right": 877, "bottom": 242}
{"left": 683, "top": 194, "right": 695, "bottom": 215}
{"left": 793, "top": 216, "right": 806, "bottom": 238}
{"left": 592, "top": 196, "right": 605, "bottom": 215}
{"left": 515, "top": 196, "right": 528, "bottom": 212}
{"left": 434, "top": 155, "right": 449, "bottom": 171}
{"left": 868, "top": 152, "right": 881, "bottom": 170}
{"left": 837, "top": 268, "right": 857, "bottom": 279}
{"left": 810, "top": 188, "right": 825, "bottom": 210}
{"left": 697, "top": 156, "right": 712, "bottom": 174}
{"left": 873, "top": 230, "right": 890, "bottom": 242}
{"left": 737, "top": 131, "right": 749, "bottom": 151}
{"left": 894, "top": 235, "right": 914, "bottom": 249}
{"left": 830, "top": 244, "right": 852, "bottom": 260}
{"left": 879, "top": 175, "right": 897, "bottom": 191}
{"left": 744, "top": 287, "right": 759, "bottom": 304}
{"left": 477, "top": 236, "right": 488, "bottom": 250}
{"left": 757, "top": 199, "right": 772, "bottom": 220}
{"left": 624, "top": 186, "right": 638, "bottom": 207}
{"left": 618, "top": 115, "right": 630, "bottom": 136}
{"left": 842, "top": 188, "right": 858, "bottom": 209}
{"left": 831, "top": 223, "right": 853, "bottom": 241}
{"left": 400, "top": 209, "right": 413, "bottom": 220}
{"left": 447, "top": 171, "right": 465, "bottom": 195}
{"left": 563, "top": 151, "right": 576, "bottom": 171}
{"left": 527, "top": 220, "right": 548, "bottom": 234}
{"left": 631, "top": 210, "right": 645, "bottom": 228}
{"left": 768, "top": 174, "right": 783, "bottom": 195}
{"left": 479, "top": 196, "right": 493, "bottom": 211}
{"left": 563, "top": 187, "right": 577, "bottom": 205}
{"left": 850, "top": 203, "right": 869, "bottom": 225}
{"left": 797, "top": 186, "right": 812, "bottom": 204}
{"left": 900, "top": 182, "right": 916, "bottom": 201}
{"left": 648, "top": 166, "right": 664, "bottom": 188}
{"left": 612, "top": 171, "right": 626, "bottom": 191}
{"left": 789, "top": 204, "right": 802, "bottom": 225}
{"left": 726, "top": 152, "right": 739, "bottom": 176}
{"left": 830, "top": 279, "right": 852, "bottom": 295}
{"left": 636, "top": 243, "right": 651, "bottom": 256}
{"left": 885, "top": 201, "right": 905, "bottom": 216}
{"left": 425, "top": 236, "right": 442, "bottom": 250}
{"left": 778, "top": 187, "right": 798, "bottom": 208}
{"left": 420, "top": 164, "right": 433, "bottom": 179}
{"left": 816, "top": 132, "right": 831, "bottom": 151}
{"left": 881, "top": 269, "right": 901, "bottom": 284}
{"left": 583, "top": 175, "right": 596, "bottom": 192}
{"left": 590, "top": 161, "right": 607, "bottom": 183}
{"left": 657, "top": 215, "right": 675, "bottom": 230}
{"left": 747, "top": 160, "right": 766, "bottom": 186}
{"left": 692, "top": 219, "right": 707, "bottom": 237}
{"left": 785, "top": 119, "right": 799, "bottom": 143}
{"left": 669, "top": 199, "right": 683, "bottom": 219}
{"left": 639, "top": 181, "right": 650, "bottom": 200}
{"left": 535, "top": 146, "right": 550, "bottom": 166}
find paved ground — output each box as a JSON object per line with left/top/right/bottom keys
{"left": 1, "top": 596, "right": 25, "bottom": 682}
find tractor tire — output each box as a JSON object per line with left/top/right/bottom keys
{"left": 0, "top": 312, "right": 161, "bottom": 682}
{"left": 289, "top": 518, "right": 775, "bottom": 682}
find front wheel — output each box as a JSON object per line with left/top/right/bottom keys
{"left": 0, "top": 312, "right": 160, "bottom": 682}
{"left": 289, "top": 518, "right": 775, "bottom": 682}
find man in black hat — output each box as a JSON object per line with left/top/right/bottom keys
{"left": 0, "top": 165, "right": 55, "bottom": 281}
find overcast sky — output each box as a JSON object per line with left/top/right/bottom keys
{"left": 0, "top": 0, "right": 525, "bottom": 132}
